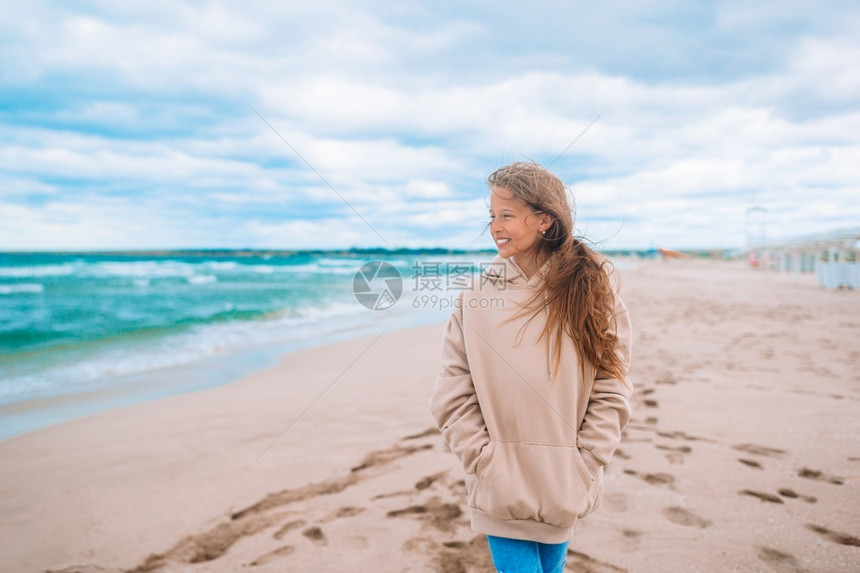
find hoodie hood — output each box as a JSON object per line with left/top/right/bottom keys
{"left": 481, "top": 253, "right": 554, "bottom": 377}
{"left": 482, "top": 254, "right": 550, "bottom": 288}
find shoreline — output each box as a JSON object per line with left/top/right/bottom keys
{"left": 0, "top": 295, "right": 450, "bottom": 443}
{"left": 0, "top": 319, "right": 453, "bottom": 572}
{"left": 1, "top": 258, "right": 857, "bottom": 572}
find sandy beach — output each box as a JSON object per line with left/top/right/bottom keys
{"left": 1, "top": 259, "right": 858, "bottom": 572}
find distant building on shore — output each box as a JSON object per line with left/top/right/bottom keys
{"left": 746, "top": 227, "right": 860, "bottom": 289}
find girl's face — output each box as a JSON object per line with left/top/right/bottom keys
{"left": 488, "top": 187, "right": 549, "bottom": 260}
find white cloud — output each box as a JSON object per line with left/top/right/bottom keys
{"left": 0, "top": 1, "right": 858, "bottom": 250}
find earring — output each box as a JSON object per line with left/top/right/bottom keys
{"left": 541, "top": 230, "right": 546, "bottom": 235}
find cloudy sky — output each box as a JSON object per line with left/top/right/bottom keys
{"left": 2, "top": 1, "right": 858, "bottom": 251}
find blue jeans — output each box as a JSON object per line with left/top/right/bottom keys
{"left": 487, "top": 535, "right": 569, "bottom": 573}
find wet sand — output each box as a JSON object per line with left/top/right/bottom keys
{"left": 1, "top": 258, "right": 857, "bottom": 572}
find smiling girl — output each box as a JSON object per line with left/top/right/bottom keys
{"left": 431, "top": 162, "right": 633, "bottom": 573}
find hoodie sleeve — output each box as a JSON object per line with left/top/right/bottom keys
{"left": 430, "top": 296, "right": 490, "bottom": 474}
{"left": 576, "top": 287, "right": 634, "bottom": 468}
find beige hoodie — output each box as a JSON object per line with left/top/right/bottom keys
{"left": 430, "top": 254, "right": 633, "bottom": 544}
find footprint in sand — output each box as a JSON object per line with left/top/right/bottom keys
{"left": 656, "top": 430, "right": 705, "bottom": 442}
{"left": 415, "top": 471, "right": 448, "bottom": 491}
{"left": 655, "top": 444, "right": 691, "bottom": 464}
{"left": 318, "top": 506, "right": 366, "bottom": 523}
{"left": 806, "top": 524, "right": 860, "bottom": 547}
{"left": 431, "top": 535, "right": 494, "bottom": 572}
{"left": 623, "top": 469, "right": 675, "bottom": 487}
{"left": 350, "top": 443, "right": 434, "bottom": 472}
{"left": 740, "top": 490, "right": 783, "bottom": 504}
{"left": 757, "top": 547, "right": 805, "bottom": 573}
{"left": 777, "top": 488, "right": 817, "bottom": 503}
{"left": 733, "top": 443, "right": 787, "bottom": 458}
{"left": 302, "top": 526, "right": 328, "bottom": 546}
{"left": 619, "top": 528, "right": 642, "bottom": 552}
{"left": 797, "top": 467, "right": 844, "bottom": 485}
{"left": 738, "top": 458, "right": 763, "bottom": 469}
{"left": 335, "top": 506, "right": 364, "bottom": 518}
{"left": 448, "top": 479, "right": 467, "bottom": 498}
{"left": 387, "top": 496, "right": 465, "bottom": 533}
{"left": 567, "top": 549, "right": 626, "bottom": 572}
{"left": 661, "top": 506, "right": 711, "bottom": 528}
{"left": 403, "top": 536, "right": 494, "bottom": 572}
{"left": 248, "top": 545, "right": 295, "bottom": 566}
{"left": 273, "top": 519, "right": 307, "bottom": 540}
{"left": 402, "top": 427, "right": 439, "bottom": 440}
{"left": 371, "top": 489, "right": 414, "bottom": 500}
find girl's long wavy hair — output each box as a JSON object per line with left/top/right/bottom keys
{"left": 487, "top": 162, "right": 627, "bottom": 383}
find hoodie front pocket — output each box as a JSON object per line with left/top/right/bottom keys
{"left": 471, "top": 441, "right": 594, "bottom": 529}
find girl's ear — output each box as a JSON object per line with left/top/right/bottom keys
{"left": 541, "top": 212, "right": 553, "bottom": 229}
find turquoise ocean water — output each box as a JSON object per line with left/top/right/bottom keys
{"left": 0, "top": 250, "right": 494, "bottom": 441}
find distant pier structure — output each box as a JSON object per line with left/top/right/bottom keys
{"left": 747, "top": 227, "right": 860, "bottom": 289}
